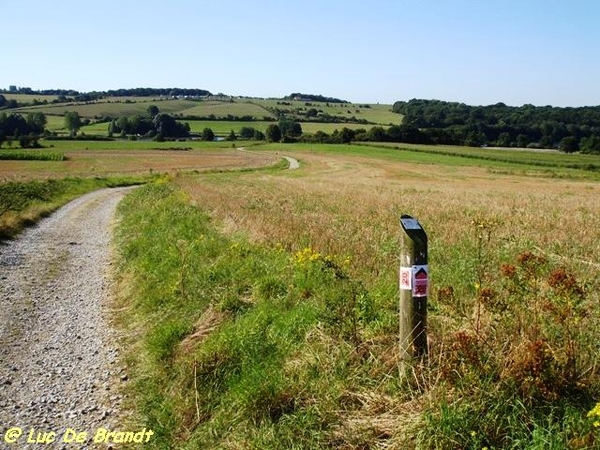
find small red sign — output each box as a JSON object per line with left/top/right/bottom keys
{"left": 412, "top": 266, "right": 428, "bottom": 297}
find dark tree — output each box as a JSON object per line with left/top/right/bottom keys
{"left": 580, "top": 135, "right": 600, "bottom": 154}
{"left": 367, "top": 126, "right": 387, "bottom": 142}
{"left": 265, "top": 124, "right": 282, "bottom": 142}
{"left": 153, "top": 114, "right": 189, "bottom": 137}
{"left": 279, "top": 119, "right": 302, "bottom": 138}
{"left": 202, "top": 127, "right": 215, "bottom": 141}
{"left": 559, "top": 136, "right": 579, "bottom": 153}
{"left": 147, "top": 105, "right": 159, "bottom": 117}
{"left": 339, "top": 127, "right": 355, "bottom": 143}
{"left": 253, "top": 129, "right": 265, "bottom": 141}
{"left": 239, "top": 126, "right": 255, "bottom": 139}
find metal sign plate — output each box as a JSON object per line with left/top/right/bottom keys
{"left": 400, "top": 217, "right": 421, "bottom": 230}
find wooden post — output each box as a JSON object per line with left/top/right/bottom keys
{"left": 399, "top": 214, "right": 428, "bottom": 365}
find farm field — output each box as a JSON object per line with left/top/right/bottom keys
{"left": 10, "top": 98, "right": 199, "bottom": 119}
{"left": 252, "top": 99, "right": 401, "bottom": 125}
{"left": 6, "top": 94, "right": 400, "bottom": 138}
{"left": 176, "top": 100, "right": 275, "bottom": 119}
{"left": 0, "top": 145, "right": 279, "bottom": 182}
{"left": 111, "top": 142, "right": 600, "bottom": 448}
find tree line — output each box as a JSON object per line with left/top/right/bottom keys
{"left": 0, "top": 87, "right": 213, "bottom": 107}
{"left": 0, "top": 112, "right": 47, "bottom": 148}
{"left": 284, "top": 93, "right": 348, "bottom": 103}
{"left": 392, "top": 99, "right": 600, "bottom": 153}
{"left": 108, "top": 106, "right": 190, "bottom": 139}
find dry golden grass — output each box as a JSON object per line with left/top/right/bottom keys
{"left": 174, "top": 149, "right": 600, "bottom": 446}
{"left": 0, "top": 149, "right": 279, "bottom": 181}
{"left": 177, "top": 150, "right": 600, "bottom": 284}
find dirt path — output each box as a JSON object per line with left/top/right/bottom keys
{"left": 236, "top": 147, "right": 300, "bottom": 169}
{"left": 0, "top": 187, "right": 135, "bottom": 449}
{"left": 281, "top": 155, "right": 300, "bottom": 170}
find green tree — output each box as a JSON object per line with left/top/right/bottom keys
{"left": 265, "top": 124, "right": 282, "bottom": 142}
{"left": 497, "top": 132, "right": 512, "bottom": 147}
{"left": 147, "top": 105, "right": 159, "bottom": 117}
{"left": 339, "top": 127, "right": 355, "bottom": 143}
{"left": 580, "top": 135, "right": 600, "bottom": 154}
{"left": 26, "top": 112, "right": 47, "bottom": 134}
{"left": 64, "top": 111, "right": 81, "bottom": 137}
{"left": 279, "top": 119, "right": 302, "bottom": 138}
{"left": 202, "top": 127, "right": 215, "bottom": 141}
{"left": 559, "top": 136, "right": 579, "bottom": 153}
{"left": 253, "top": 129, "right": 265, "bottom": 141}
{"left": 367, "top": 126, "right": 386, "bottom": 142}
{"left": 117, "top": 116, "right": 129, "bottom": 135}
{"left": 239, "top": 127, "right": 255, "bottom": 139}
{"left": 227, "top": 130, "right": 237, "bottom": 141}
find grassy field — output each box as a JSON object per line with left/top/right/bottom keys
{"left": 176, "top": 100, "right": 276, "bottom": 119}
{"left": 252, "top": 99, "right": 401, "bottom": 125}
{"left": 112, "top": 143, "right": 600, "bottom": 448}
{"left": 0, "top": 145, "right": 278, "bottom": 182}
{"left": 2, "top": 93, "right": 59, "bottom": 102}
{"left": 10, "top": 98, "right": 199, "bottom": 118}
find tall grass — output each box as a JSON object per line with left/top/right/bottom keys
{"left": 115, "top": 147, "right": 600, "bottom": 448}
{"left": 115, "top": 182, "right": 405, "bottom": 448}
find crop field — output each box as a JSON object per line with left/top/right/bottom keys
{"left": 182, "top": 120, "right": 369, "bottom": 136}
{"left": 0, "top": 146, "right": 278, "bottom": 182}
{"left": 252, "top": 99, "right": 401, "bottom": 125}
{"left": 110, "top": 143, "right": 600, "bottom": 448}
{"left": 11, "top": 98, "right": 199, "bottom": 119}
{"left": 176, "top": 100, "right": 276, "bottom": 119}
{"left": 2, "top": 93, "right": 59, "bottom": 102}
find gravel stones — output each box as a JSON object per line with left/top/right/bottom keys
{"left": 0, "top": 187, "right": 135, "bottom": 448}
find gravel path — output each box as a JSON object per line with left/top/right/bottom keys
{"left": 0, "top": 187, "right": 135, "bottom": 449}
{"left": 281, "top": 156, "right": 300, "bottom": 170}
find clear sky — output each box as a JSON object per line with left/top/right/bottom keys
{"left": 2, "top": 0, "right": 599, "bottom": 107}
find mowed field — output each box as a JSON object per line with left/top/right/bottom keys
{"left": 0, "top": 144, "right": 279, "bottom": 181}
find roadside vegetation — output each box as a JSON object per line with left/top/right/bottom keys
{"left": 0, "top": 176, "right": 147, "bottom": 239}
{"left": 114, "top": 146, "right": 600, "bottom": 448}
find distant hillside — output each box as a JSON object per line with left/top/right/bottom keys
{"left": 1, "top": 87, "right": 212, "bottom": 104}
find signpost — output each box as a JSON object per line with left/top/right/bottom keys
{"left": 399, "top": 214, "right": 428, "bottom": 364}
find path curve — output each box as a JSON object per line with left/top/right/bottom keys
{"left": 236, "top": 147, "right": 299, "bottom": 170}
{"left": 0, "top": 186, "right": 135, "bottom": 448}
{"left": 282, "top": 155, "right": 300, "bottom": 170}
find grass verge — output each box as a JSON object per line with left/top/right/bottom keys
{"left": 0, "top": 175, "right": 148, "bottom": 239}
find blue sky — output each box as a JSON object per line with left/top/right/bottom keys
{"left": 2, "top": 0, "right": 599, "bottom": 106}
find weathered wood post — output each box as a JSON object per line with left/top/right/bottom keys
{"left": 399, "top": 214, "right": 428, "bottom": 364}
